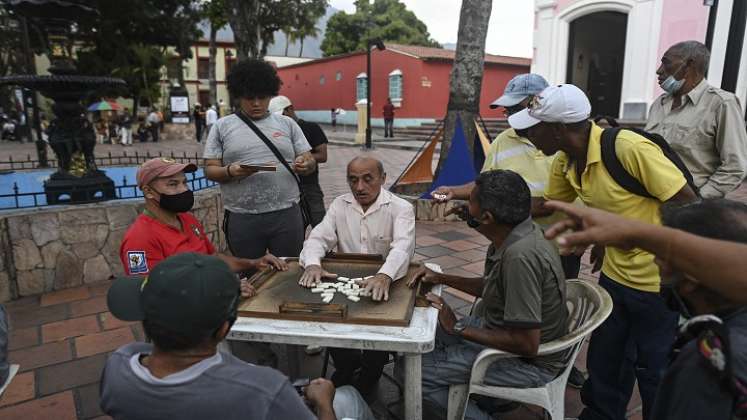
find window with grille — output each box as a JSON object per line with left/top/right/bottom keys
{"left": 356, "top": 73, "right": 367, "bottom": 101}
{"left": 388, "top": 69, "right": 403, "bottom": 100}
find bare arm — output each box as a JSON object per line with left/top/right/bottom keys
{"left": 544, "top": 201, "right": 747, "bottom": 303}
{"left": 204, "top": 159, "right": 257, "bottom": 183}
{"left": 311, "top": 144, "right": 328, "bottom": 164}
{"left": 462, "top": 325, "right": 541, "bottom": 357}
{"left": 408, "top": 266, "right": 484, "bottom": 297}
{"left": 215, "top": 253, "right": 288, "bottom": 273}
{"left": 431, "top": 182, "right": 475, "bottom": 201}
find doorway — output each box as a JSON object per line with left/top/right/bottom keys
{"left": 567, "top": 11, "right": 628, "bottom": 118}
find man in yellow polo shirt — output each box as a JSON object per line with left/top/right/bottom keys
{"left": 509, "top": 84, "right": 697, "bottom": 420}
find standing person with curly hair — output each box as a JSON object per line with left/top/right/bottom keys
{"left": 204, "top": 59, "right": 316, "bottom": 269}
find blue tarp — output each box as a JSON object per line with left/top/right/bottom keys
{"left": 421, "top": 116, "right": 478, "bottom": 198}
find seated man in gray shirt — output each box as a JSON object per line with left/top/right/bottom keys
{"left": 100, "top": 253, "right": 374, "bottom": 420}
{"left": 409, "top": 170, "right": 569, "bottom": 420}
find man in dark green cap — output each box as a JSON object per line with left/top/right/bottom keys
{"left": 100, "top": 253, "right": 374, "bottom": 420}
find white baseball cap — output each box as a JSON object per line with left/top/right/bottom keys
{"left": 508, "top": 84, "right": 591, "bottom": 130}
{"left": 268, "top": 95, "right": 293, "bottom": 114}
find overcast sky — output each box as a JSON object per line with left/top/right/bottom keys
{"left": 328, "top": 0, "right": 534, "bottom": 58}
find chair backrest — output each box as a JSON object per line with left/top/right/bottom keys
{"left": 536, "top": 279, "right": 613, "bottom": 362}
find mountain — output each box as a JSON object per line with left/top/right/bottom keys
{"left": 198, "top": 6, "right": 339, "bottom": 59}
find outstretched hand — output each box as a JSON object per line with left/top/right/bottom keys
{"left": 299, "top": 265, "right": 338, "bottom": 288}
{"left": 543, "top": 201, "right": 641, "bottom": 251}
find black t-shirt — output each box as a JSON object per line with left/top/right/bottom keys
{"left": 652, "top": 308, "right": 747, "bottom": 419}
{"left": 297, "top": 119, "right": 328, "bottom": 185}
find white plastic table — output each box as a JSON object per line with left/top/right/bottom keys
{"left": 228, "top": 284, "right": 442, "bottom": 420}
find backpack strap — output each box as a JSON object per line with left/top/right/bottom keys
{"left": 600, "top": 127, "right": 655, "bottom": 199}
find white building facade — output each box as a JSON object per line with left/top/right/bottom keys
{"left": 532, "top": 0, "right": 747, "bottom": 121}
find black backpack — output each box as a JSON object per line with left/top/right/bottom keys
{"left": 599, "top": 125, "right": 699, "bottom": 199}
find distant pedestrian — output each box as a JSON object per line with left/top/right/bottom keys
{"left": 137, "top": 119, "right": 149, "bottom": 143}
{"left": 193, "top": 104, "right": 204, "bottom": 143}
{"left": 147, "top": 109, "right": 160, "bottom": 142}
{"left": 330, "top": 108, "right": 337, "bottom": 131}
{"left": 156, "top": 108, "right": 164, "bottom": 132}
{"left": 120, "top": 108, "right": 133, "bottom": 146}
{"left": 383, "top": 98, "right": 395, "bottom": 138}
{"left": 205, "top": 104, "right": 218, "bottom": 142}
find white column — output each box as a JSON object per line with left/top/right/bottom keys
{"left": 532, "top": 0, "right": 559, "bottom": 81}
{"left": 735, "top": 16, "right": 747, "bottom": 108}
{"left": 707, "top": 0, "right": 734, "bottom": 87}
{"left": 619, "top": 0, "right": 663, "bottom": 120}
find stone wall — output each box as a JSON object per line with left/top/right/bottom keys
{"left": 0, "top": 187, "right": 224, "bottom": 302}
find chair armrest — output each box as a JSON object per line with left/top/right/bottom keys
{"left": 469, "top": 348, "right": 516, "bottom": 385}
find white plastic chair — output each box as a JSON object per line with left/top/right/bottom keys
{"left": 446, "top": 279, "right": 613, "bottom": 420}
{"left": 0, "top": 364, "right": 20, "bottom": 397}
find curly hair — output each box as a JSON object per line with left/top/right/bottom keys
{"left": 226, "top": 58, "right": 281, "bottom": 99}
{"left": 474, "top": 170, "right": 530, "bottom": 226}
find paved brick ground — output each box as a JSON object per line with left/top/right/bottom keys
{"left": 1, "top": 128, "right": 746, "bottom": 419}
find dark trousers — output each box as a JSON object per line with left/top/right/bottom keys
{"left": 580, "top": 274, "right": 677, "bottom": 420}
{"left": 195, "top": 124, "right": 203, "bottom": 142}
{"left": 301, "top": 182, "right": 326, "bottom": 228}
{"left": 224, "top": 204, "right": 305, "bottom": 262}
{"left": 384, "top": 118, "right": 394, "bottom": 137}
{"left": 150, "top": 125, "right": 159, "bottom": 142}
{"left": 561, "top": 254, "right": 582, "bottom": 279}
{"left": 329, "top": 348, "right": 390, "bottom": 395}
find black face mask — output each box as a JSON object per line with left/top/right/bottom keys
{"left": 660, "top": 281, "right": 693, "bottom": 319}
{"left": 157, "top": 189, "right": 194, "bottom": 213}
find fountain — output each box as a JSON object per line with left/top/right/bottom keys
{"left": 0, "top": 0, "right": 125, "bottom": 204}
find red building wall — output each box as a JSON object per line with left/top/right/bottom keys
{"left": 277, "top": 49, "right": 529, "bottom": 121}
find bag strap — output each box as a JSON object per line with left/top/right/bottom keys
{"left": 600, "top": 127, "right": 655, "bottom": 199}
{"left": 234, "top": 111, "right": 303, "bottom": 187}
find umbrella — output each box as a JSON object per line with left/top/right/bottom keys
{"left": 87, "top": 100, "right": 122, "bottom": 112}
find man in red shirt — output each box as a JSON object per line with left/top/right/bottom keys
{"left": 119, "top": 158, "right": 287, "bottom": 297}
{"left": 382, "top": 98, "right": 395, "bottom": 138}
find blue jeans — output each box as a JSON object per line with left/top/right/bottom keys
{"left": 422, "top": 317, "right": 556, "bottom": 420}
{"left": 579, "top": 274, "right": 677, "bottom": 420}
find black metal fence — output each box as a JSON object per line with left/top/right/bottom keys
{"left": 0, "top": 171, "right": 216, "bottom": 210}
{"left": 0, "top": 150, "right": 203, "bottom": 171}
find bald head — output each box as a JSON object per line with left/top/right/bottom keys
{"left": 666, "top": 41, "right": 710, "bottom": 75}
{"left": 347, "top": 157, "right": 386, "bottom": 208}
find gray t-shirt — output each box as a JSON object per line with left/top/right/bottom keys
{"left": 203, "top": 113, "right": 312, "bottom": 214}
{"left": 100, "top": 342, "right": 315, "bottom": 420}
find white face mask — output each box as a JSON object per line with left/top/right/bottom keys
{"left": 659, "top": 62, "right": 687, "bottom": 95}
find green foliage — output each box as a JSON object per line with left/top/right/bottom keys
{"left": 320, "top": 0, "right": 440, "bottom": 57}
{"left": 70, "top": 0, "right": 203, "bottom": 105}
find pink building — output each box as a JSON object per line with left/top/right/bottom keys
{"left": 533, "top": 0, "right": 747, "bottom": 121}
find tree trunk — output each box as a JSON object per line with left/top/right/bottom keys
{"left": 284, "top": 32, "right": 290, "bottom": 56}
{"left": 208, "top": 23, "right": 218, "bottom": 106}
{"left": 299, "top": 36, "right": 305, "bottom": 57}
{"left": 225, "top": 0, "right": 260, "bottom": 60}
{"left": 435, "top": 0, "right": 492, "bottom": 179}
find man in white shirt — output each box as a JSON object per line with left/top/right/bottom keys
{"left": 205, "top": 104, "right": 218, "bottom": 141}
{"left": 299, "top": 156, "right": 415, "bottom": 396}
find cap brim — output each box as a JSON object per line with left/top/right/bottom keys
{"left": 508, "top": 109, "right": 541, "bottom": 130}
{"left": 107, "top": 276, "right": 147, "bottom": 322}
{"left": 489, "top": 93, "right": 528, "bottom": 109}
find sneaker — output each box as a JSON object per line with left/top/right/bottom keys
{"left": 567, "top": 366, "right": 587, "bottom": 389}
{"left": 305, "top": 345, "right": 323, "bottom": 355}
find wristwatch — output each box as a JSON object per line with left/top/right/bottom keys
{"left": 452, "top": 319, "right": 468, "bottom": 335}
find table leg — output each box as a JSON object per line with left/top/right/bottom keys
{"left": 404, "top": 353, "right": 422, "bottom": 420}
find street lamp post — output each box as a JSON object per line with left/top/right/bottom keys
{"left": 365, "top": 38, "right": 385, "bottom": 150}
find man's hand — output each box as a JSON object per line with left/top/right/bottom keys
{"left": 431, "top": 186, "right": 454, "bottom": 202}
{"left": 407, "top": 264, "right": 444, "bottom": 288}
{"left": 590, "top": 244, "right": 605, "bottom": 273}
{"left": 293, "top": 154, "right": 316, "bottom": 176}
{"left": 227, "top": 163, "right": 259, "bottom": 179}
{"left": 251, "top": 254, "right": 288, "bottom": 272}
{"left": 240, "top": 278, "right": 257, "bottom": 298}
{"left": 544, "top": 201, "right": 641, "bottom": 250}
{"left": 299, "top": 265, "right": 338, "bottom": 288}
{"left": 358, "top": 273, "right": 392, "bottom": 301}
{"left": 426, "top": 293, "right": 458, "bottom": 334}
{"left": 303, "top": 378, "right": 335, "bottom": 413}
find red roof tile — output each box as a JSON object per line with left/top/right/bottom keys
{"left": 385, "top": 44, "right": 531, "bottom": 66}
